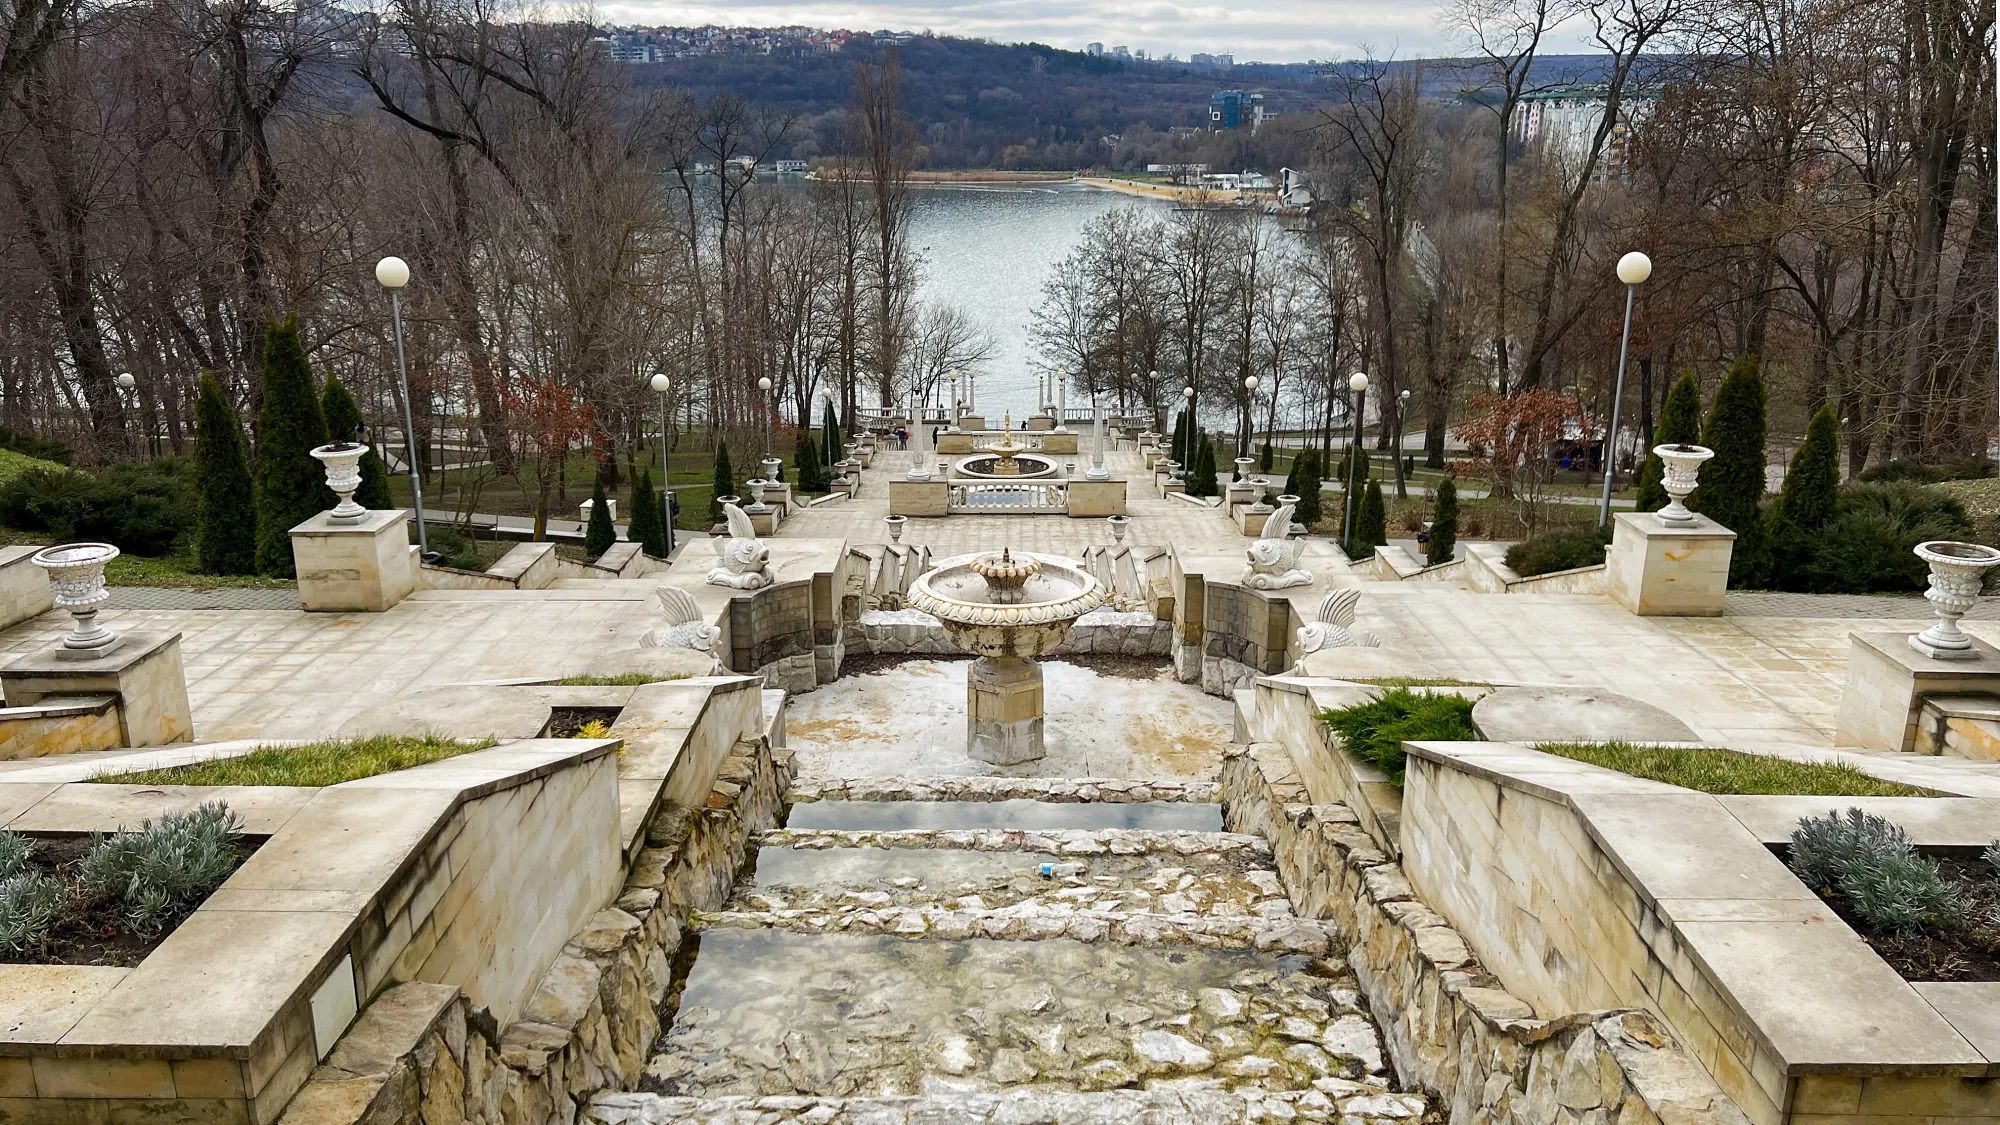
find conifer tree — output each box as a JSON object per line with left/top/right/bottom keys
{"left": 795, "top": 432, "right": 824, "bottom": 492}
{"left": 1774, "top": 404, "right": 1840, "bottom": 533}
{"left": 584, "top": 477, "right": 616, "bottom": 557}
{"left": 821, "top": 400, "right": 841, "bottom": 470}
{"left": 253, "top": 317, "right": 331, "bottom": 577}
{"left": 628, "top": 469, "right": 668, "bottom": 557}
{"left": 320, "top": 375, "right": 392, "bottom": 510}
{"left": 1259, "top": 441, "right": 1274, "bottom": 473}
{"left": 1691, "top": 354, "right": 1769, "bottom": 584}
{"left": 194, "top": 372, "right": 257, "bottom": 575}
{"left": 1353, "top": 478, "right": 1387, "bottom": 559}
{"left": 1293, "top": 449, "right": 1323, "bottom": 529}
{"left": 711, "top": 441, "right": 737, "bottom": 522}
{"left": 1427, "top": 477, "right": 1459, "bottom": 567}
{"left": 1189, "top": 435, "right": 1219, "bottom": 497}
{"left": 1281, "top": 448, "right": 1305, "bottom": 504}
{"left": 1634, "top": 372, "right": 1703, "bottom": 513}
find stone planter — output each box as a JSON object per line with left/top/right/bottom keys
{"left": 1910, "top": 540, "right": 2000, "bottom": 659}
{"left": 1107, "top": 515, "right": 1130, "bottom": 545}
{"left": 1652, "top": 443, "right": 1714, "bottom": 525}
{"left": 885, "top": 515, "right": 907, "bottom": 544}
{"left": 31, "top": 542, "right": 121, "bottom": 659}
{"left": 745, "top": 478, "right": 770, "bottom": 513}
{"left": 1234, "top": 457, "right": 1257, "bottom": 485}
{"left": 310, "top": 441, "right": 370, "bottom": 523}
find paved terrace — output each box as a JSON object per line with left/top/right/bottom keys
{"left": 0, "top": 445, "right": 1977, "bottom": 752}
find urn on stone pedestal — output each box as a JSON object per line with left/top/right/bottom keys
{"left": 1652, "top": 444, "right": 1715, "bottom": 525}
{"left": 32, "top": 542, "right": 122, "bottom": 660}
{"left": 1910, "top": 541, "right": 2000, "bottom": 660}
{"left": 309, "top": 442, "right": 370, "bottom": 524}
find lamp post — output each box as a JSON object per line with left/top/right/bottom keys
{"left": 1343, "top": 373, "right": 1368, "bottom": 555}
{"left": 375, "top": 256, "right": 428, "bottom": 557}
{"left": 947, "top": 370, "right": 959, "bottom": 428}
{"left": 1055, "top": 371, "right": 1069, "bottom": 432}
{"left": 1182, "top": 385, "right": 1196, "bottom": 477}
{"left": 1240, "top": 374, "right": 1259, "bottom": 461}
{"left": 651, "top": 373, "right": 675, "bottom": 556}
{"left": 115, "top": 373, "right": 137, "bottom": 456}
{"left": 1601, "top": 251, "right": 1652, "bottom": 529}
{"left": 1395, "top": 388, "right": 1411, "bottom": 499}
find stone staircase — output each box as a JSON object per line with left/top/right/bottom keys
{"left": 590, "top": 777, "right": 1426, "bottom": 1125}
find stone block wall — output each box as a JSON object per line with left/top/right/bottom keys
{"left": 363, "top": 753, "right": 625, "bottom": 1027}
{"left": 1221, "top": 742, "right": 1751, "bottom": 1125}
{"left": 278, "top": 735, "right": 794, "bottom": 1125}
{"left": 1182, "top": 581, "right": 1290, "bottom": 697}
{"left": 846, "top": 609, "right": 1173, "bottom": 659}
{"left": 728, "top": 582, "right": 816, "bottom": 694}
{"left": 1462, "top": 544, "right": 1607, "bottom": 596}
{"left": 0, "top": 544, "right": 52, "bottom": 630}
{"left": 0, "top": 696, "right": 122, "bottom": 760}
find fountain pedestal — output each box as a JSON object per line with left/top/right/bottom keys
{"left": 968, "top": 655, "right": 1045, "bottom": 764}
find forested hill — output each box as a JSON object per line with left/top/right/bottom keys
{"left": 630, "top": 40, "right": 1624, "bottom": 170}
{"left": 630, "top": 38, "right": 1329, "bottom": 169}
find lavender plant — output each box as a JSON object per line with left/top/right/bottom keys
{"left": 1788, "top": 809, "right": 1961, "bottom": 935}
{"left": 78, "top": 803, "right": 244, "bottom": 937}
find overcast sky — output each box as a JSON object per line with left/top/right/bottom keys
{"left": 598, "top": 0, "right": 1472, "bottom": 63}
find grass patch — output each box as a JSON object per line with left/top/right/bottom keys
{"left": 89, "top": 734, "right": 498, "bottom": 787}
{"left": 1534, "top": 741, "right": 1931, "bottom": 796}
{"left": 0, "top": 448, "right": 68, "bottom": 489}
{"left": 1319, "top": 687, "right": 1479, "bottom": 787}
{"left": 104, "top": 550, "right": 295, "bottom": 589}
{"left": 549, "top": 673, "right": 692, "bottom": 686}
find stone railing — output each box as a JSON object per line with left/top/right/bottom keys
{"left": 948, "top": 481, "right": 1068, "bottom": 513}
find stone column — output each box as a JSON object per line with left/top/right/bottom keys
{"left": 967, "top": 655, "right": 1044, "bottom": 764}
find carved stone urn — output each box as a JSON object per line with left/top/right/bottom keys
{"left": 309, "top": 442, "right": 370, "bottom": 523}
{"left": 1652, "top": 444, "right": 1715, "bottom": 525}
{"left": 32, "top": 542, "right": 122, "bottom": 660}
{"left": 1910, "top": 541, "right": 2000, "bottom": 659}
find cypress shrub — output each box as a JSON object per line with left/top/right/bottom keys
{"left": 795, "top": 432, "right": 825, "bottom": 492}
{"left": 194, "top": 373, "right": 257, "bottom": 575}
{"left": 319, "top": 375, "right": 393, "bottom": 511}
{"left": 1769, "top": 404, "right": 1840, "bottom": 587}
{"left": 711, "top": 442, "right": 737, "bottom": 522}
{"left": 1690, "top": 355, "right": 1768, "bottom": 585}
{"left": 584, "top": 477, "right": 615, "bottom": 558}
{"left": 1634, "top": 372, "right": 1703, "bottom": 513}
{"left": 628, "top": 469, "right": 668, "bottom": 558}
{"left": 1427, "top": 477, "right": 1458, "bottom": 567}
{"left": 821, "top": 400, "right": 841, "bottom": 469}
{"left": 1293, "top": 449, "right": 1323, "bottom": 528}
{"left": 1171, "top": 408, "right": 1189, "bottom": 464}
{"left": 1188, "top": 435, "right": 1219, "bottom": 498}
{"left": 1259, "top": 442, "right": 1274, "bottom": 473}
{"left": 1352, "top": 478, "right": 1386, "bottom": 558}
{"left": 253, "top": 317, "right": 331, "bottom": 577}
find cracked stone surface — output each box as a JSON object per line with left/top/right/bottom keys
{"left": 641, "top": 932, "right": 1389, "bottom": 1101}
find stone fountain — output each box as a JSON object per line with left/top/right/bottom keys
{"left": 907, "top": 547, "right": 1105, "bottom": 764}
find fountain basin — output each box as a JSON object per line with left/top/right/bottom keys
{"left": 953, "top": 452, "right": 1060, "bottom": 479}
{"left": 906, "top": 551, "right": 1104, "bottom": 658}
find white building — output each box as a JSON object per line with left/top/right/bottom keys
{"left": 1086, "top": 42, "right": 1103, "bottom": 56}
{"left": 1511, "top": 86, "right": 1657, "bottom": 182}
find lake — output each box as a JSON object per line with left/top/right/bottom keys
{"left": 907, "top": 183, "right": 1166, "bottom": 421}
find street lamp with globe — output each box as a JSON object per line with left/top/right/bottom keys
{"left": 375, "top": 256, "right": 429, "bottom": 557}
{"left": 1343, "top": 373, "right": 1369, "bottom": 553}
{"left": 1600, "top": 251, "right": 1652, "bottom": 528}
{"left": 1240, "top": 374, "right": 1259, "bottom": 463}
{"left": 650, "top": 373, "right": 675, "bottom": 555}
{"left": 1182, "top": 385, "right": 1196, "bottom": 473}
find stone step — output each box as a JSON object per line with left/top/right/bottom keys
{"left": 695, "top": 902, "right": 1334, "bottom": 951}
{"left": 592, "top": 1085, "right": 1427, "bottom": 1124}
{"left": 759, "top": 827, "right": 1266, "bottom": 859}
{"left": 790, "top": 776, "right": 1221, "bottom": 804}
{"left": 636, "top": 930, "right": 1398, "bottom": 1109}
{"left": 735, "top": 842, "right": 1286, "bottom": 915}
{"left": 786, "top": 798, "right": 1223, "bottom": 832}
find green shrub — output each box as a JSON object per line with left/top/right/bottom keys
{"left": 320, "top": 375, "right": 393, "bottom": 510}
{"left": 1787, "top": 481, "right": 1974, "bottom": 594}
{"left": 77, "top": 803, "right": 245, "bottom": 938}
{"left": 584, "top": 477, "right": 616, "bottom": 558}
{"left": 1634, "top": 372, "right": 1702, "bottom": 514}
{"left": 795, "top": 432, "right": 826, "bottom": 493}
{"left": 1351, "top": 478, "right": 1386, "bottom": 558}
{"left": 0, "top": 460, "right": 197, "bottom": 557}
{"left": 422, "top": 527, "right": 485, "bottom": 571}
{"left": 0, "top": 870, "right": 66, "bottom": 958}
{"left": 627, "top": 469, "right": 668, "bottom": 557}
{"left": 1986, "top": 840, "right": 1999, "bottom": 873}
{"left": 1319, "top": 688, "right": 1478, "bottom": 786}
{"left": 1259, "top": 442, "right": 1274, "bottom": 473}
{"left": 253, "top": 317, "right": 332, "bottom": 577}
{"left": 1505, "top": 528, "right": 1608, "bottom": 576}
{"left": 1787, "top": 808, "right": 1963, "bottom": 935}
{"left": 0, "top": 426, "right": 71, "bottom": 466}
{"left": 1188, "top": 435, "right": 1219, "bottom": 498}
{"left": 195, "top": 373, "right": 257, "bottom": 574}
{"left": 1691, "top": 355, "right": 1768, "bottom": 584}
{"left": 1787, "top": 808, "right": 1912, "bottom": 891}
{"left": 1427, "top": 477, "right": 1458, "bottom": 566}
{"left": 0, "top": 831, "right": 31, "bottom": 879}
{"left": 1860, "top": 456, "right": 1996, "bottom": 484}
{"left": 1768, "top": 404, "right": 1841, "bottom": 588}
{"left": 1285, "top": 449, "right": 1323, "bottom": 528}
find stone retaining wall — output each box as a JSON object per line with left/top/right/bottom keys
{"left": 789, "top": 776, "right": 1219, "bottom": 803}
{"left": 277, "top": 735, "right": 794, "bottom": 1125}
{"left": 847, "top": 608, "right": 1173, "bottom": 659}
{"left": 1221, "top": 741, "right": 1753, "bottom": 1125}
{"left": 1462, "top": 544, "right": 1607, "bottom": 595}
